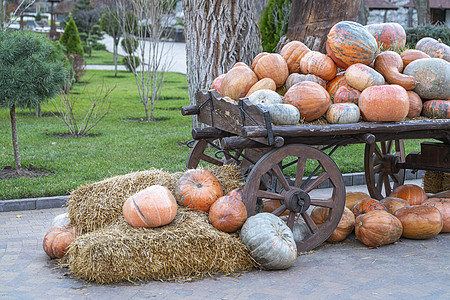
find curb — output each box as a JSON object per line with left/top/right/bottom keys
{"left": 0, "top": 170, "right": 424, "bottom": 213}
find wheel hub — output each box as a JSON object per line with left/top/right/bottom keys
{"left": 374, "top": 153, "right": 400, "bottom": 174}
{"left": 284, "top": 189, "right": 311, "bottom": 213}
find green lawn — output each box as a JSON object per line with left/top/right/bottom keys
{"left": 84, "top": 49, "right": 124, "bottom": 65}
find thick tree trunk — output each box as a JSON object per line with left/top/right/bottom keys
{"left": 412, "top": 0, "right": 430, "bottom": 26}
{"left": 281, "top": 0, "right": 362, "bottom": 53}
{"left": 357, "top": 0, "right": 369, "bottom": 26}
{"left": 182, "top": 0, "right": 262, "bottom": 129}
{"left": 10, "top": 104, "right": 22, "bottom": 173}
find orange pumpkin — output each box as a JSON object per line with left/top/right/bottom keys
{"left": 43, "top": 226, "right": 77, "bottom": 259}
{"left": 406, "top": 91, "right": 423, "bottom": 118}
{"left": 299, "top": 51, "right": 337, "bottom": 81}
{"left": 310, "top": 206, "right": 355, "bottom": 242}
{"left": 364, "top": 22, "right": 406, "bottom": 51}
{"left": 283, "top": 81, "right": 331, "bottom": 122}
{"left": 209, "top": 195, "right": 247, "bottom": 232}
{"left": 359, "top": 85, "right": 409, "bottom": 122}
{"left": 326, "top": 72, "right": 346, "bottom": 100}
{"left": 279, "top": 41, "right": 310, "bottom": 74}
{"left": 175, "top": 169, "right": 223, "bottom": 212}
{"left": 345, "top": 191, "right": 371, "bottom": 210}
{"left": 220, "top": 66, "right": 258, "bottom": 100}
{"left": 400, "top": 49, "right": 430, "bottom": 69}
{"left": 233, "top": 62, "right": 250, "bottom": 69}
{"left": 262, "top": 199, "right": 289, "bottom": 216}
{"left": 345, "top": 63, "right": 385, "bottom": 91}
{"left": 285, "top": 73, "right": 326, "bottom": 90}
{"left": 422, "top": 198, "right": 450, "bottom": 232}
{"left": 252, "top": 53, "right": 289, "bottom": 87}
{"left": 333, "top": 85, "right": 361, "bottom": 105}
{"left": 389, "top": 184, "right": 428, "bottom": 206}
{"left": 251, "top": 52, "right": 269, "bottom": 69}
{"left": 352, "top": 198, "right": 388, "bottom": 216}
{"left": 211, "top": 74, "right": 226, "bottom": 94}
{"left": 226, "top": 188, "right": 244, "bottom": 202}
{"left": 245, "top": 78, "right": 277, "bottom": 97}
{"left": 379, "top": 197, "right": 410, "bottom": 214}
{"left": 394, "top": 205, "right": 443, "bottom": 239}
{"left": 123, "top": 185, "right": 177, "bottom": 228}
{"left": 373, "top": 51, "right": 415, "bottom": 91}
{"left": 355, "top": 210, "right": 403, "bottom": 248}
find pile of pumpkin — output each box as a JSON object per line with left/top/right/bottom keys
{"left": 211, "top": 21, "right": 450, "bottom": 124}
{"left": 318, "top": 184, "right": 449, "bottom": 248}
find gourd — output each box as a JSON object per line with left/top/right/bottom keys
{"left": 252, "top": 53, "right": 289, "bottom": 87}
{"left": 373, "top": 51, "right": 415, "bottom": 90}
{"left": 352, "top": 198, "right": 388, "bottom": 216}
{"left": 247, "top": 89, "right": 283, "bottom": 107}
{"left": 422, "top": 198, "right": 450, "bottom": 232}
{"left": 220, "top": 66, "right": 258, "bottom": 100}
{"left": 293, "top": 219, "right": 312, "bottom": 242}
{"left": 43, "top": 226, "right": 77, "bottom": 259}
{"left": 267, "top": 103, "right": 300, "bottom": 125}
{"left": 326, "top": 103, "right": 360, "bottom": 124}
{"left": 403, "top": 58, "right": 450, "bottom": 100}
{"left": 123, "top": 185, "right": 177, "bottom": 228}
{"left": 345, "top": 191, "right": 370, "bottom": 210}
{"left": 400, "top": 49, "right": 430, "bottom": 68}
{"left": 245, "top": 78, "right": 277, "bottom": 97}
{"left": 394, "top": 205, "right": 443, "bottom": 239}
{"left": 326, "top": 72, "right": 346, "bottom": 100}
{"left": 359, "top": 85, "right": 409, "bottom": 122}
{"left": 364, "top": 22, "right": 406, "bottom": 51}
{"left": 406, "top": 91, "right": 423, "bottom": 118}
{"left": 422, "top": 100, "right": 450, "bottom": 119}
{"left": 416, "top": 37, "right": 450, "bottom": 62}
{"left": 52, "top": 213, "right": 70, "bottom": 227}
{"left": 285, "top": 73, "right": 326, "bottom": 91}
{"left": 175, "top": 169, "right": 223, "bottom": 212}
{"left": 389, "top": 184, "right": 428, "bottom": 206}
{"left": 211, "top": 74, "right": 226, "bottom": 94}
{"left": 355, "top": 210, "right": 403, "bottom": 248}
{"left": 333, "top": 85, "right": 361, "bottom": 105}
{"left": 279, "top": 41, "right": 310, "bottom": 74}
{"left": 326, "top": 21, "right": 378, "bottom": 69}
{"left": 240, "top": 213, "right": 297, "bottom": 270}
{"left": 283, "top": 81, "right": 331, "bottom": 122}
{"left": 379, "top": 197, "right": 410, "bottom": 214}
{"left": 345, "top": 63, "right": 385, "bottom": 91}
{"left": 209, "top": 195, "right": 247, "bottom": 233}
{"left": 310, "top": 207, "right": 355, "bottom": 242}
{"left": 299, "top": 51, "right": 337, "bottom": 81}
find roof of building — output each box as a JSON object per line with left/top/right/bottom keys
{"left": 365, "top": 0, "right": 399, "bottom": 10}
{"left": 404, "top": 0, "right": 450, "bottom": 9}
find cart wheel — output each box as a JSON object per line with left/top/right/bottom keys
{"left": 242, "top": 144, "right": 346, "bottom": 252}
{"left": 186, "top": 139, "right": 245, "bottom": 170}
{"left": 364, "top": 140, "right": 406, "bottom": 200}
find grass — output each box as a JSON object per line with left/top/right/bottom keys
{"left": 84, "top": 49, "right": 124, "bottom": 65}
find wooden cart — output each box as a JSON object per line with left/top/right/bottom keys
{"left": 182, "top": 89, "right": 450, "bottom": 252}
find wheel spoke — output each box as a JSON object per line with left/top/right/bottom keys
{"left": 389, "top": 172, "right": 400, "bottom": 185}
{"left": 376, "top": 171, "right": 384, "bottom": 190}
{"left": 304, "top": 172, "right": 330, "bottom": 193}
{"left": 199, "top": 153, "right": 224, "bottom": 166}
{"left": 301, "top": 212, "right": 319, "bottom": 234}
{"left": 386, "top": 140, "right": 393, "bottom": 153}
{"left": 287, "top": 211, "right": 296, "bottom": 229}
{"left": 380, "top": 141, "right": 387, "bottom": 155}
{"left": 272, "top": 204, "right": 287, "bottom": 216}
{"left": 271, "top": 164, "right": 291, "bottom": 191}
{"left": 383, "top": 173, "right": 392, "bottom": 195}
{"left": 310, "top": 199, "right": 335, "bottom": 208}
{"left": 257, "top": 190, "right": 285, "bottom": 200}
{"left": 374, "top": 145, "right": 384, "bottom": 160}
{"left": 373, "top": 164, "right": 383, "bottom": 173}
{"left": 294, "top": 156, "right": 307, "bottom": 187}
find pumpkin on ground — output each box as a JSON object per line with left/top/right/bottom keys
{"left": 373, "top": 51, "right": 415, "bottom": 90}
{"left": 300, "top": 51, "right": 337, "bottom": 81}
{"left": 345, "top": 63, "right": 385, "bottom": 91}
{"left": 416, "top": 37, "right": 450, "bottom": 62}
{"left": 326, "top": 103, "right": 360, "bottom": 124}
{"left": 245, "top": 78, "right": 277, "bottom": 97}
{"left": 262, "top": 199, "right": 289, "bottom": 216}
{"left": 240, "top": 213, "right": 297, "bottom": 270}
{"left": 123, "top": 185, "right": 177, "bottom": 228}
{"left": 293, "top": 219, "right": 312, "bottom": 242}
{"left": 400, "top": 49, "right": 430, "bottom": 69}
{"left": 359, "top": 85, "right": 409, "bottom": 122}
{"left": 379, "top": 197, "right": 410, "bottom": 214}
{"left": 279, "top": 41, "right": 310, "bottom": 74}
{"left": 175, "top": 169, "right": 223, "bottom": 212}
{"left": 389, "top": 184, "right": 428, "bottom": 206}
{"left": 394, "top": 205, "right": 443, "bottom": 239}
{"left": 345, "top": 191, "right": 371, "bottom": 210}
{"left": 43, "top": 226, "right": 77, "bottom": 259}
{"left": 355, "top": 210, "right": 403, "bottom": 248}
{"left": 209, "top": 195, "right": 247, "bottom": 233}
{"left": 352, "top": 198, "right": 388, "bottom": 216}
{"left": 333, "top": 85, "right": 361, "bottom": 105}
{"left": 406, "top": 91, "right": 423, "bottom": 118}
{"left": 52, "top": 213, "right": 70, "bottom": 227}
{"left": 310, "top": 206, "right": 355, "bottom": 242}
{"left": 252, "top": 53, "right": 289, "bottom": 87}
{"left": 422, "top": 198, "right": 450, "bottom": 232}
{"left": 220, "top": 66, "right": 258, "bottom": 100}
{"left": 285, "top": 73, "right": 326, "bottom": 91}
{"left": 364, "top": 22, "right": 406, "bottom": 51}
{"left": 422, "top": 100, "right": 450, "bottom": 119}
{"left": 326, "top": 21, "right": 378, "bottom": 69}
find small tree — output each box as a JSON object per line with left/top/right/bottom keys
{"left": 259, "top": 0, "right": 292, "bottom": 52}
{"left": 100, "top": 10, "right": 121, "bottom": 77}
{"left": 60, "top": 18, "right": 84, "bottom": 57}
{"left": 0, "top": 30, "right": 68, "bottom": 173}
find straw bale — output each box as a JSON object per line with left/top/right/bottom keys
{"left": 423, "top": 171, "right": 445, "bottom": 194}
{"left": 66, "top": 208, "right": 256, "bottom": 283}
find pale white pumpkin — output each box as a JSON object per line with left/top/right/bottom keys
{"left": 267, "top": 103, "right": 300, "bottom": 125}
{"left": 247, "top": 89, "right": 283, "bottom": 106}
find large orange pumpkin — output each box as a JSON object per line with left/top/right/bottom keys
{"left": 209, "top": 195, "right": 247, "bottom": 232}
{"left": 422, "top": 198, "right": 450, "bottom": 232}
{"left": 345, "top": 191, "right": 371, "bottom": 210}
{"left": 345, "top": 63, "right": 385, "bottom": 91}
{"left": 352, "top": 198, "right": 388, "bottom": 216}
{"left": 355, "top": 210, "right": 403, "bottom": 248}
{"left": 279, "top": 41, "right": 310, "bottom": 74}
{"left": 175, "top": 169, "right": 223, "bottom": 212}
{"left": 123, "top": 185, "right": 177, "bottom": 228}
{"left": 245, "top": 78, "right": 277, "bottom": 97}
{"left": 389, "top": 184, "right": 428, "bottom": 206}
{"left": 373, "top": 51, "right": 415, "bottom": 91}
{"left": 364, "top": 22, "right": 406, "bottom": 51}
{"left": 220, "top": 66, "right": 258, "bottom": 100}
{"left": 310, "top": 206, "right": 355, "bottom": 242}
{"left": 379, "top": 197, "right": 410, "bottom": 214}
{"left": 43, "top": 226, "right": 77, "bottom": 259}
{"left": 359, "top": 85, "right": 409, "bottom": 122}
{"left": 299, "top": 51, "right": 337, "bottom": 81}
{"left": 252, "top": 53, "right": 289, "bottom": 87}
{"left": 283, "top": 81, "right": 331, "bottom": 122}
{"left": 394, "top": 205, "right": 443, "bottom": 239}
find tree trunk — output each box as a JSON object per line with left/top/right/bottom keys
{"left": 182, "top": 0, "right": 262, "bottom": 129}
{"left": 281, "top": 0, "right": 362, "bottom": 53}
{"left": 113, "top": 41, "right": 118, "bottom": 77}
{"left": 36, "top": 103, "right": 41, "bottom": 117}
{"left": 9, "top": 104, "right": 22, "bottom": 173}
{"left": 357, "top": 0, "right": 369, "bottom": 25}
{"left": 412, "top": 0, "right": 430, "bottom": 26}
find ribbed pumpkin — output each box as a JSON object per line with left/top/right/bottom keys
{"left": 400, "top": 49, "right": 430, "bottom": 68}
{"left": 211, "top": 74, "right": 226, "bottom": 94}
{"left": 422, "top": 198, "right": 450, "bottom": 232}
{"left": 374, "top": 51, "right": 415, "bottom": 90}
{"left": 252, "top": 53, "right": 289, "bottom": 87}
{"left": 283, "top": 81, "right": 331, "bottom": 122}
{"left": 333, "top": 85, "right": 361, "bottom": 105}
{"left": 279, "top": 41, "right": 310, "bottom": 74}
{"left": 352, "top": 198, "right": 388, "bottom": 216}
{"left": 416, "top": 37, "right": 450, "bottom": 62}
{"left": 209, "top": 195, "right": 247, "bottom": 232}
{"left": 406, "top": 91, "right": 423, "bottom": 118}
{"left": 240, "top": 213, "right": 297, "bottom": 270}
{"left": 326, "top": 72, "right": 346, "bottom": 100}
{"left": 267, "top": 103, "right": 300, "bottom": 125}
{"left": 226, "top": 188, "right": 243, "bottom": 201}
{"left": 364, "top": 22, "right": 406, "bottom": 51}
{"left": 233, "top": 62, "right": 250, "bottom": 69}
{"left": 326, "top": 103, "right": 360, "bottom": 124}
{"left": 394, "top": 205, "right": 443, "bottom": 239}
{"left": 345, "top": 63, "right": 385, "bottom": 91}
{"left": 285, "top": 73, "right": 326, "bottom": 90}
{"left": 245, "top": 78, "right": 277, "bottom": 97}
{"left": 422, "top": 100, "right": 450, "bottom": 119}
{"left": 359, "top": 85, "right": 409, "bottom": 122}
{"left": 299, "top": 51, "right": 337, "bottom": 81}
{"left": 326, "top": 21, "right": 378, "bottom": 69}
{"left": 355, "top": 210, "right": 403, "bottom": 248}
{"left": 251, "top": 52, "right": 269, "bottom": 69}
{"left": 220, "top": 66, "right": 258, "bottom": 100}
{"left": 293, "top": 219, "right": 312, "bottom": 242}
{"left": 379, "top": 197, "right": 410, "bottom": 214}
{"left": 403, "top": 58, "right": 450, "bottom": 100}
{"left": 43, "top": 226, "right": 77, "bottom": 259}
{"left": 345, "top": 191, "right": 371, "bottom": 210}
{"left": 175, "top": 169, "right": 223, "bottom": 212}
{"left": 123, "top": 185, "right": 177, "bottom": 228}
{"left": 310, "top": 206, "right": 355, "bottom": 242}
{"left": 389, "top": 184, "right": 428, "bottom": 206}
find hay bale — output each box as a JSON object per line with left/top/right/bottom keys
{"left": 423, "top": 171, "right": 446, "bottom": 194}
{"left": 68, "top": 166, "right": 243, "bottom": 234}
{"left": 66, "top": 208, "right": 256, "bottom": 283}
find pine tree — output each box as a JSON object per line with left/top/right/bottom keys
{"left": 59, "top": 18, "right": 84, "bottom": 57}
{"left": 259, "top": 0, "right": 292, "bottom": 52}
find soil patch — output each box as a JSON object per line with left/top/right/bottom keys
{"left": 0, "top": 164, "right": 52, "bottom": 180}
{"left": 123, "top": 117, "right": 170, "bottom": 122}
